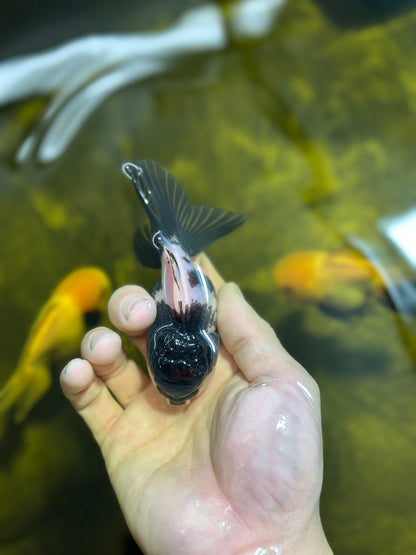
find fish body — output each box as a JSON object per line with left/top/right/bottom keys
{"left": 123, "top": 160, "right": 245, "bottom": 405}
{"left": 273, "top": 249, "right": 385, "bottom": 312}
{"left": 0, "top": 267, "right": 111, "bottom": 427}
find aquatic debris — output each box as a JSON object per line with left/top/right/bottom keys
{"left": 0, "top": 267, "right": 111, "bottom": 430}
{"left": 123, "top": 160, "right": 245, "bottom": 405}
{"left": 0, "top": 1, "right": 286, "bottom": 164}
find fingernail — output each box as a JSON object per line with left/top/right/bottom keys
{"left": 87, "top": 330, "right": 105, "bottom": 351}
{"left": 120, "top": 294, "right": 150, "bottom": 321}
{"left": 62, "top": 357, "right": 81, "bottom": 376}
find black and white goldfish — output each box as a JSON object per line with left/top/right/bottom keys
{"left": 122, "top": 160, "right": 245, "bottom": 405}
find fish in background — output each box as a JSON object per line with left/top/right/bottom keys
{"left": 273, "top": 249, "right": 386, "bottom": 313}
{"left": 123, "top": 160, "right": 245, "bottom": 405}
{"left": 0, "top": 267, "right": 111, "bottom": 429}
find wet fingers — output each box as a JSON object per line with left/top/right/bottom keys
{"left": 60, "top": 358, "right": 122, "bottom": 445}
{"left": 217, "top": 283, "right": 320, "bottom": 399}
{"left": 107, "top": 285, "right": 156, "bottom": 354}
{"left": 81, "top": 327, "right": 151, "bottom": 407}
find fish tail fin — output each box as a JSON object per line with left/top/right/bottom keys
{"left": 123, "top": 160, "right": 245, "bottom": 267}
{"left": 0, "top": 359, "right": 51, "bottom": 430}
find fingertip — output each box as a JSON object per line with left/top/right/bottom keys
{"left": 81, "top": 327, "right": 122, "bottom": 364}
{"left": 218, "top": 281, "right": 244, "bottom": 301}
{"left": 108, "top": 285, "right": 156, "bottom": 335}
{"left": 60, "top": 358, "right": 95, "bottom": 396}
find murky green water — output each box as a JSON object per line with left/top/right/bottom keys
{"left": 1, "top": 1, "right": 416, "bottom": 553}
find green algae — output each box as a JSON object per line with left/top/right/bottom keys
{"left": 1, "top": 0, "right": 416, "bottom": 553}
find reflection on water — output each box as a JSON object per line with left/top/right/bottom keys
{"left": 380, "top": 208, "right": 416, "bottom": 268}
{"left": 1, "top": 0, "right": 416, "bottom": 553}
{"left": 0, "top": 1, "right": 285, "bottom": 164}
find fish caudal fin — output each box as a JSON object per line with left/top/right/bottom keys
{"left": 123, "top": 160, "right": 246, "bottom": 268}
{"left": 0, "top": 359, "right": 51, "bottom": 431}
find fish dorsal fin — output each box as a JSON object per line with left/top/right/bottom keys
{"left": 127, "top": 160, "right": 245, "bottom": 263}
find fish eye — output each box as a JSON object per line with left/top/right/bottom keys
{"left": 152, "top": 232, "right": 162, "bottom": 248}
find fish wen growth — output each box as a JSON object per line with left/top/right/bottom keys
{"left": 123, "top": 160, "right": 245, "bottom": 405}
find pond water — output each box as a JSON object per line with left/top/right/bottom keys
{"left": 1, "top": 0, "right": 416, "bottom": 553}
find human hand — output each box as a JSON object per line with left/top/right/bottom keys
{"left": 60, "top": 255, "right": 332, "bottom": 555}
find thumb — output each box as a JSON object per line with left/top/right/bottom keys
{"left": 216, "top": 283, "right": 316, "bottom": 392}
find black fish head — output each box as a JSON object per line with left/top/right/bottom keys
{"left": 147, "top": 324, "right": 219, "bottom": 405}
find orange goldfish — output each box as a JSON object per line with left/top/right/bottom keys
{"left": 273, "top": 249, "right": 385, "bottom": 312}
{"left": 0, "top": 267, "right": 111, "bottom": 428}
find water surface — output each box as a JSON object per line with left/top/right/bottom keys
{"left": 1, "top": 1, "right": 416, "bottom": 553}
